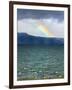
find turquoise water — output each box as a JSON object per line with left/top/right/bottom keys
{"left": 17, "top": 45, "right": 64, "bottom": 80}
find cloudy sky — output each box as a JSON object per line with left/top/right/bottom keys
{"left": 17, "top": 9, "right": 64, "bottom": 38}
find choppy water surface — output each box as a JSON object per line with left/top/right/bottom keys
{"left": 17, "top": 45, "right": 64, "bottom": 81}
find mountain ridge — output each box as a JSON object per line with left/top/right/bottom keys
{"left": 17, "top": 33, "right": 64, "bottom": 45}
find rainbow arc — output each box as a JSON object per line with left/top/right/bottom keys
{"left": 31, "top": 15, "right": 54, "bottom": 37}
{"left": 36, "top": 21, "right": 53, "bottom": 37}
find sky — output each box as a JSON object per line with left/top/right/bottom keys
{"left": 17, "top": 9, "right": 64, "bottom": 38}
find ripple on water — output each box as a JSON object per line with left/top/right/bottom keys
{"left": 23, "top": 67, "right": 27, "bottom": 70}
{"left": 18, "top": 72, "right": 21, "bottom": 75}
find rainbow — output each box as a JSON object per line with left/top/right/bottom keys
{"left": 36, "top": 21, "right": 53, "bottom": 37}
{"left": 31, "top": 20, "right": 53, "bottom": 37}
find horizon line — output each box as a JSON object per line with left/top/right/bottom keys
{"left": 17, "top": 32, "right": 64, "bottom": 38}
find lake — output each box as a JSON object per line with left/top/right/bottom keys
{"left": 17, "top": 45, "right": 64, "bottom": 80}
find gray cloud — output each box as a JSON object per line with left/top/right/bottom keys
{"left": 17, "top": 18, "right": 64, "bottom": 38}
{"left": 17, "top": 9, "right": 64, "bottom": 22}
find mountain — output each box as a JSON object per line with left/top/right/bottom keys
{"left": 17, "top": 33, "right": 64, "bottom": 45}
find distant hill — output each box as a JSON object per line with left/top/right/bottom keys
{"left": 17, "top": 33, "right": 64, "bottom": 45}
